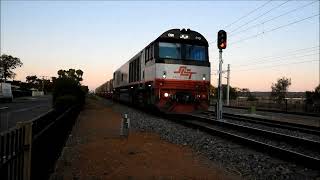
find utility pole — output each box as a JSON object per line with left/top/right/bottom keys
{"left": 42, "top": 77, "right": 44, "bottom": 92}
{"left": 226, "top": 64, "right": 230, "bottom": 106}
{"left": 39, "top": 76, "right": 45, "bottom": 92}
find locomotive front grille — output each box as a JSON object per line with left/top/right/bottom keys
{"left": 173, "top": 92, "right": 195, "bottom": 103}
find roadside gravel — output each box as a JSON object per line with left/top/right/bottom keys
{"left": 106, "top": 100, "right": 320, "bottom": 180}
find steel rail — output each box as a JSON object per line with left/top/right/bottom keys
{"left": 174, "top": 116, "right": 320, "bottom": 170}
{"left": 223, "top": 105, "right": 320, "bottom": 117}
{"left": 189, "top": 114, "right": 320, "bottom": 150}
{"left": 216, "top": 111, "right": 320, "bottom": 135}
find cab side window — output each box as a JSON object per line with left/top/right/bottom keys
{"left": 145, "top": 44, "right": 153, "bottom": 64}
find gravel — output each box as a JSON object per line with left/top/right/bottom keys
{"left": 104, "top": 99, "right": 320, "bottom": 180}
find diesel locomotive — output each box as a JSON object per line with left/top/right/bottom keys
{"left": 103, "top": 28, "right": 210, "bottom": 113}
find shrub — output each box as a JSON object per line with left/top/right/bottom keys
{"left": 54, "top": 95, "right": 77, "bottom": 111}
{"left": 52, "top": 77, "right": 85, "bottom": 109}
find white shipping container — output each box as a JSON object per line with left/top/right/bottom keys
{"left": 0, "top": 83, "right": 13, "bottom": 102}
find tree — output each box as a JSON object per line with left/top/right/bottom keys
{"left": 0, "top": 54, "right": 23, "bottom": 81}
{"left": 209, "top": 84, "right": 216, "bottom": 97}
{"left": 222, "top": 85, "right": 238, "bottom": 100}
{"left": 58, "top": 70, "right": 66, "bottom": 78}
{"left": 210, "top": 84, "right": 238, "bottom": 100}
{"left": 57, "top": 69, "right": 83, "bottom": 84}
{"left": 316, "top": 84, "right": 320, "bottom": 94}
{"left": 53, "top": 68, "right": 86, "bottom": 109}
{"left": 271, "top": 77, "right": 291, "bottom": 104}
{"left": 305, "top": 84, "right": 320, "bottom": 104}
{"left": 238, "top": 88, "right": 257, "bottom": 101}
{"left": 239, "top": 88, "right": 250, "bottom": 97}
{"left": 26, "top": 75, "right": 38, "bottom": 84}
{"left": 76, "top": 69, "right": 83, "bottom": 81}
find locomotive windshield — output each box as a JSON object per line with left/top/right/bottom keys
{"left": 159, "top": 42, "right": 206, "bottom": 61}
{"left": 185, "top": 44, "right": 206, "bottom": 61}
{"left": 159, "top": 42, "right": 181, "bottom": 59}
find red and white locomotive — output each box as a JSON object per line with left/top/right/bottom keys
{"left": 112, "top": 28, "right": 210, "bottom": 113}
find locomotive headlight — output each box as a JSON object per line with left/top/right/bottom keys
{"left": 164, "top": 92, "right": 169, "bottom": 97}
{"left": 202, "top": 74, "right": 206, "bottom": 81}
{"left": 163, "top": 71, "right": 167, "bottom": 79}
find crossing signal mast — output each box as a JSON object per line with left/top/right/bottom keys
{"left": 217, "top": 30, "right": 227, "bottom": 120}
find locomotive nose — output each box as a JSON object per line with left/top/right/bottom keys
{"left": 174, "top": 92, "right": 195, "bottom": 103}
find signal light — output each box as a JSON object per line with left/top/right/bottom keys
{"left": 217, "top": 30, "right": 227, "bottom": 49}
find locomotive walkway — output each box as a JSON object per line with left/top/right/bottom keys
{"left": 50, "top": 97, "right": 237, "bottom": 179}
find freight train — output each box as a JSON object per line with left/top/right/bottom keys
{"left": 97, "top": 28, "right": 210, "bottom": 113}
{"left": 95, "top": 79, "right": 113, "bottom": 99}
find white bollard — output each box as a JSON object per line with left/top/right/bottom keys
{"left": 120, "top": 113, "right": 130, "bottom": 137}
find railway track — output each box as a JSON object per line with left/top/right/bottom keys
{"left": 171, "top": 112, "right": 320, "bottom": 170}
{"left": 207, "top": 111, "right": 320, "bottom": 135}
{"left": 223, "top": 105, "right": 320, "bottom": 117}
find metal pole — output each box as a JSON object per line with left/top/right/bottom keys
{"left": 42, "top": 76, "right": 44, "bottom": 92}
{"left": 217, "top": 49, "right": 223, "bottom": 120}
{"left": 226, "top": 64, "right": 230, "bottom": 106}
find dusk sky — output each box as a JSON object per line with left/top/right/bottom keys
{"left": 1, "top": 1, "right": 319, "bottom": 92}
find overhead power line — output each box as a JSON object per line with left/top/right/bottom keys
{"left": 208, "top": 45, "right": 319, "bottom": 60}
{"left": 233, "top": 52, "right": 319, "bottom": 67}
{"left": 229, "top": 0, "right": 290, "bottom": 33}
{"left": 210, "top": 1, "right": 272, "bottom": 45}
{"left": 232, "top": 46, "right": 320, "bottom": 66}
{"left": 234, "top": 59, "right": 318, "bottom": 72}
{"left": 230, "top": 13, "right": 320, "bottom": 45}
{"left": 234, "top": 45, "right": 319, "bottom": 62}
{"left": 223, "top": 0, "right": 272, "bottom": 30}
{"left": 229, "top": 1, "right": 318, "bottom": 37}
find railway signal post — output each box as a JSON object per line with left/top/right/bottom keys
{"left": 217, "top": 30, "right": 227, "bottom": 120}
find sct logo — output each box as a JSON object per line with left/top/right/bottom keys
{"left": 174, "top": 66, "right": 196, "bottom": 79}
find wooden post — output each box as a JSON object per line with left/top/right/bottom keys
{"left": 17, "top": 121, "right": 32, "bottom": 180}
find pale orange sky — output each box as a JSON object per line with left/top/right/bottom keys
{"left": 1, "top": 1, "right": 319, "bottom": 92}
